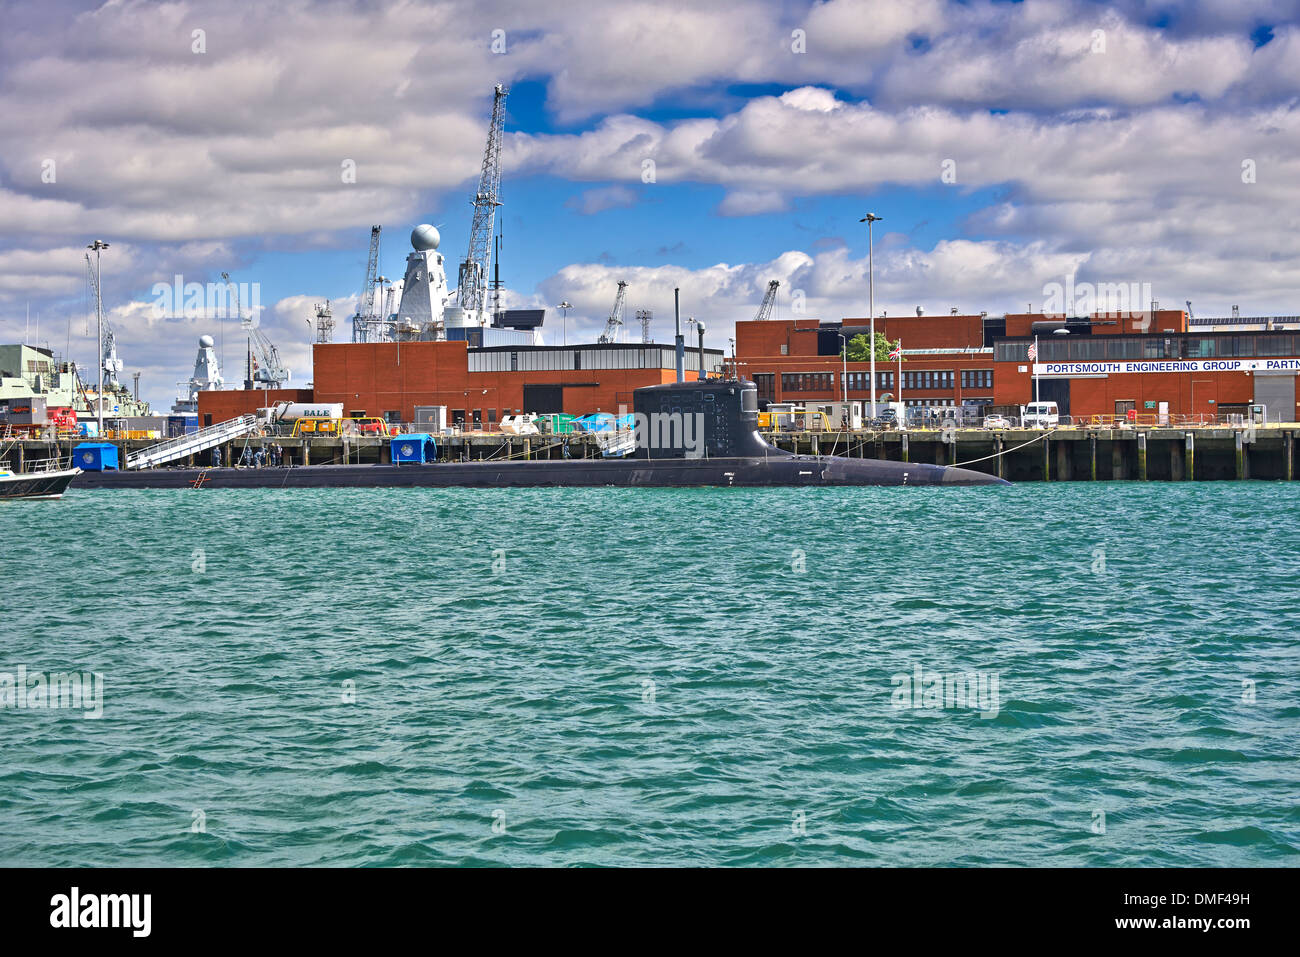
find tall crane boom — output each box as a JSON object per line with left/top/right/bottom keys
{"left": 223, "top": 271, "right": 289, "bottom": 388}
{"left": 755, "top": 280, "right": 780, "bottom": 321}
{"left": 351, "top": 225, "right": 384, "bottom": 343}
{"left": 598, "top": 281, "right": 629, "bottom": 344}
{"left": 360, "top": 225, "right": 381, "bottom": 317}
{"left": 84, "top": 253, "right": 123, "bottom": 388}
{"left": 457, "top": 84, "right": 508, "bottom": 324}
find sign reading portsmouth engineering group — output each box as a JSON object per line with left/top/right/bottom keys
{"left": 1034, "top": 358, "right": 1300, "bottom": 376}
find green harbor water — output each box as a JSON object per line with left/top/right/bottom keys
{"left": 1, "top": 483, "right": 1297, "bottom": 866}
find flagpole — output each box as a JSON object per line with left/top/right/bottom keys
{"left": 897, "top": 339, "right": 903, "bottom": 407}
{"left": 1033, "top": 334, "right": 1040, "bottom": 404}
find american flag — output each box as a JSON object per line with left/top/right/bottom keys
{"left": 1027, "top": 340, "right": 1038, "bottom": 361}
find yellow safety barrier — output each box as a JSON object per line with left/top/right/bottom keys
{"left": 768, "top": 410, "right": 833, "bottom": 432}
{"left": 291, "top": 416, "right": 392, "bottom": 437}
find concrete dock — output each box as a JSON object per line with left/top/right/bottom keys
{"left": 5, "top": 425, "right": 1297, "bottom": 482}
{"left": 761, "top": 426, "right": 1297, "bottom": 482}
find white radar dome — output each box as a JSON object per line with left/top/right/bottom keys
{"left": 199, "top": 334, "right": 215, "bottom": 348}
{"left": 411, "top": 224, "right": 441, "bottom": 251}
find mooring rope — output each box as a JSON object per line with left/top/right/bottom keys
{"left": 950, "top": 430, "right": 1051, "bottom": 467}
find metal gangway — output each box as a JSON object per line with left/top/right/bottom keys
{"left": 126, "top": 415, "right": 258, "bottom": 470}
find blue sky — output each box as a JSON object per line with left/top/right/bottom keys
{"left": 247, "top": 176, "right": 1002, "bottom": 312}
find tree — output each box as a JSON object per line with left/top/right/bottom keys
{"left": 844, "top": 332, "right": 901, "bottom": 363}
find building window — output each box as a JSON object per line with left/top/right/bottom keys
{"left": 781, "top": 372, "right": 834, "bottom": 392}
{"left": 844, "top": 371, "right": 895, "bottom": 393}
{"left": 998, "top": 332, "right": 1300, "bottom": 364}
{"left": 754, "top": 373, "right": 775, "bottom": 400}
{"left": 384, "top": 410, "right": 401, "bottom": 425}
{"left": 961, "top": 369, "right": 993, "bottom": 389}
{"left": 901, "top": 370, "right": 954, "bottom": 391}
{"left": 995, "top": 341, "right": 1032, "bottom": 362}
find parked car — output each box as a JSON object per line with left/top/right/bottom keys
{"left": 983, "top": 414, "right": 1011, "bottom": 429}
{"left": 871, "top": 408, "right": 898, "bottom": 428}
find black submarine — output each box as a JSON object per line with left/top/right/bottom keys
{"left": 75, "top": 380, "right": 1008, "bottom": 490}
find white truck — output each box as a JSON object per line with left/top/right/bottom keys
{"left": 1021, "top": 401, "right": 1060, "bottom": 428}
{"left": 257, "top": 402, "right": 344, "bottom": 427}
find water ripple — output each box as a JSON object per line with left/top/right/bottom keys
{"left": 0, "top": 483, "right": 1297, "bottom": 865}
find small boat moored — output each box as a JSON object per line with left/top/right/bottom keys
{"left": 0, "top": 465, "right": 81, "bottom": 500}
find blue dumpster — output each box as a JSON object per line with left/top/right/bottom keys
{"left": 72, "top": 442, "right": 119, "bottom": 471}
{"left": 390, "top": 433, "right": 436, "bottom": 464}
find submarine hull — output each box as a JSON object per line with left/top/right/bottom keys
{"left": 74, "top": 456, "right": 1006, "bottom": 490}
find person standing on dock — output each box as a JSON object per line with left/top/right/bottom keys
{"left": 211, "top": 446, "right": 222, "bottom": 468}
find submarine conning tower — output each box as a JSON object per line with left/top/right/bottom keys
{"left": 631, "top": 379, "right": 778, "bottom": 459}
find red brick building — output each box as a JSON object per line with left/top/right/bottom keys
{"left": 197, "top": 310, "right": 1300, "bottom": 428}
{"left": 729, "top": 315, "right": 996, "bottom": 410}
{"left": 730, "top": 309, "right": 1300, "bottom": 423}
{"left": 200, "top": 340, "right": 723, "bottom": 429}
{"left": 995, "top": 311, "right": 1300, "bottom": 422}
{"left": 197, "top": 388, "right": 312, "bottom": 426}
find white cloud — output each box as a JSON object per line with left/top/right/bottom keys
{"left": 565, "top": 185, "right": 640, "bottom": 215}
{"left": 717, "top": 189, "right": 787, "bottom": 216}
{"left": 875, "top": 7, "right": 1256, "bottom": 110}
{"left": 776, "top": 87, "right": 842, "bottom": 113}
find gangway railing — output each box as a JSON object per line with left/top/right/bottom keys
{"left": 126, "top": 415, "right": 258, "bottom": 470}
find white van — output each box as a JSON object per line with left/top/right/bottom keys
{"left": 1022, "top": 401, "right": 1060, "bottom": 428}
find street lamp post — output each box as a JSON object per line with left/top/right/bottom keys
{"left": 837, "top": 333, "right": 848, "bottom": 405}
{"left": 87, "top": 239, "right": 110, "bottom": 435}
{"left": 860, "top": 214, "right": 882, "bottom": 416}
{"left": 557, "top": 301, "right": 571, "bottom": 346}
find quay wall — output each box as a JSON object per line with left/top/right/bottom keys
{"left": 7, "top": 427, "right": 1296, "bottom": 482}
